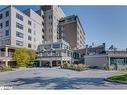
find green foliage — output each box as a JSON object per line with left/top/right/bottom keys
{"left": 63, "top": 61, "right": 70, "bottom": 69}
{"left": 28, "top": 50, "right": 36, "bottom": 65}
{"left": 12, "top": 48, "right": 36, "bottom": 67}
{"left": 0, "top": 65, "right": 12, "bottom": 72}
{"left": 62, "top": 62, "right": 87, "bottom": 71}
{"left": 29, "top": 50, "right": 36, "bottom": 61}
{"left": 108, "top": 74, "right": 127, "bottom": 81}
{"left": 107, "top": 74, "right": 127, "bottom": 84}
{"left": 75, "top": 64, "right": 87, "bottom": 71}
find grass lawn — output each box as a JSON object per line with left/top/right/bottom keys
{"left": 107, "top": 74, "right": 127, "bottom": 84}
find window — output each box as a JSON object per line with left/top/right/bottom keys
{"left": 5, "top": 11, "right": 9, "bottom": 17}
{"left": 53, "top": 43, "right": 60, "bottom": 49}
{"left": 0, "top": 23, "right": 3, "bottom": 29}
{"left": 16, "top": 31, "right": 23, "bottom": 38}
{"left": 16, "top": 40, "right": 23, "bottom": 46}
{"left": 28, "top": 28, "right": 32, "bottom": 33}
{"left": 5, "top": 30, "right": 9, "bottom": 36}
{"left": 28, "top": 36, "right": 32, "bottom": 41}
{"left": 49, "top": 15, "right": 52, "bottom": 19}
{"left": 0, "top": 14, "right": 3, "bottom": 19}
{"left": 42, "top": 15, "right": 44, "bottom": 19}
{"left": 28, "top": 43, "right": 31, "bottom": 48}
{"left": 42, "top": 22, "right": 44, "bottom": 26}
{"left": 16, "top": 22, "right": 23, "bottom": 30}
{"left": 16, "top": 13, "right": 23, "bottom": 21}
{"left": 4, "top": 39, "right": 10, "bottom": 45}
{"left": 42, "top": 29, "right": 44, "bottom": 32}
{"left": 5, "top": 20, "right": 9, "bottom": 27}
{"left": 28, "top": 20, "right": 31, "bottom": 25}
{"left": 42, "top": 35, "right": 44, "bottom": 39}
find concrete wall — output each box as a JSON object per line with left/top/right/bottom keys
{"left": 84, "top": 55, "right": 107, "bottom": 69}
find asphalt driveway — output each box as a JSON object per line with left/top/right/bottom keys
{"left": 0, "top": 67, "right": 127, "bottom": 89}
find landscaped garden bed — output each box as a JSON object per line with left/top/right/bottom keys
{"left": 106, "top": 74, "right": 127, "bottom": 84}
{"left": 62, "top": 62, "right": 88, "bottom": 71}
{"left": 0, "top": 65, "right": 13, "bottom": 72}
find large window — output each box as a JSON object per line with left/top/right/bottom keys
{"left": 5, "top": 30, "right": 9, "bottom": 36}
{"left": 0, "top": 14, "right": 3, "bottom": 19}
{"left": 28, "top": 20, "right": 31, "bottom": 25}
{"left": 28, "top": 36, "right": 32, "bottom": 41}
{"left": 16, "top": 40, "right": 23, "bottom": 46}
{"left": 28, "top": 43, "right": 32, "bottom": 48}
{"left": 28, "top": 28, "right": 32, "bottom": 33}
{"left": 16, "top": 13, "right": 23, "bottom": 21}
{"left": 5, "top": 11, "right": 9, "bottom": 17}
{"left": 5, "top": 20, "right": 9, "bottom": 27}
{"left": 0, "top": 23, "right": 3, "bottom": 29}
{"left": 16, "top": 22, "right": 23, "bottom": 30}
{"left": 110, "top": 57, "right": 127, "bottom": 65}
{"left": 16, "top": 31, "right": 23, "bottom": 38}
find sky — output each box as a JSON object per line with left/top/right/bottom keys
{"left": 0, "top": 5, "right": 127, "bottom": 50}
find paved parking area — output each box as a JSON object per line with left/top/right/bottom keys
{"left": 0, "top": 67, "right": 127, "bottom": 89}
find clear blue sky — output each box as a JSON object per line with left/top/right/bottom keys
{"left": 0, "top": 5, "right": 127, "bottom": 50}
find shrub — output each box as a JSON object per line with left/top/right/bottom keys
{"left": 62, "top": 62, "right": 88, "bottom": 71}
{"left": 75, "top": 64, "right": 87, "bottom": 71}
{"left": 63, "top": 62, "right": 70, "bottom": 69}
{"left": 0, "top": 65, "right": 12, "bottom": 72}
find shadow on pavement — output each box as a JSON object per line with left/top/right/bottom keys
{"left": 8, "top": 77, "right": 120, "bottom": 89}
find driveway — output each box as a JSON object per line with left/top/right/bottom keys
{"left": 0, "top": 67, "right": 127, "bottom": 89}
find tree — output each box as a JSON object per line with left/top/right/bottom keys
{"left": 12, "top": 48, "right": 30, "bottom": 67}
{"left": 28, "top": 50, "right": 37, "bottom": 65}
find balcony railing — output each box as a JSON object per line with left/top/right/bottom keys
{"left": 0, "top": 51, "right": 13, "bottom": 57}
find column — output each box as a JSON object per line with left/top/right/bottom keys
{"left": 0, "top": 49, "right": 1, "bottom": 57}
{"left": 5, "top": 46, "right": 8, "bottom": 67}
{"left": 39, "top": 61, "right": 42, "bottom": 67}
{"left": 5, "top": 61, "right": 8, "bottom": 67}
{"left": 50, "top": 60, "right": 52, "bottom": 68}
{"left": 5, "top": 47, "right": 8, "bottom": 57}
{"left": 108, "top": 57, "right": 110, "bottom": 70}
{"left": 61, "top": 60, "right": 63, "bottom": 68}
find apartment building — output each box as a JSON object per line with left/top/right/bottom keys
{"left": 58, "top": 15, "right": 85, "bottom": 50}
{"left": 0, "top": 6, "right": 44, "bottom": 67}
{"left": 0, "top": 6, "right": 44, "bottom": 50}
{"left": 40, "top": 5, "right": 65, "bottom": 42}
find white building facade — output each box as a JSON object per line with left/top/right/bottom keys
{"left": 0, "top": 6, "right": 44, "bottom": 50}
{"left": 0, "top": 6, "right": 44, "bottom": 67}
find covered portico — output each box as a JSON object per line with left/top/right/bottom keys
{"left": 0, "top": 45, "right": 16, "bottom": 67}
{"left": 37, "top": 56, "right": 71, "bottom": 67}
